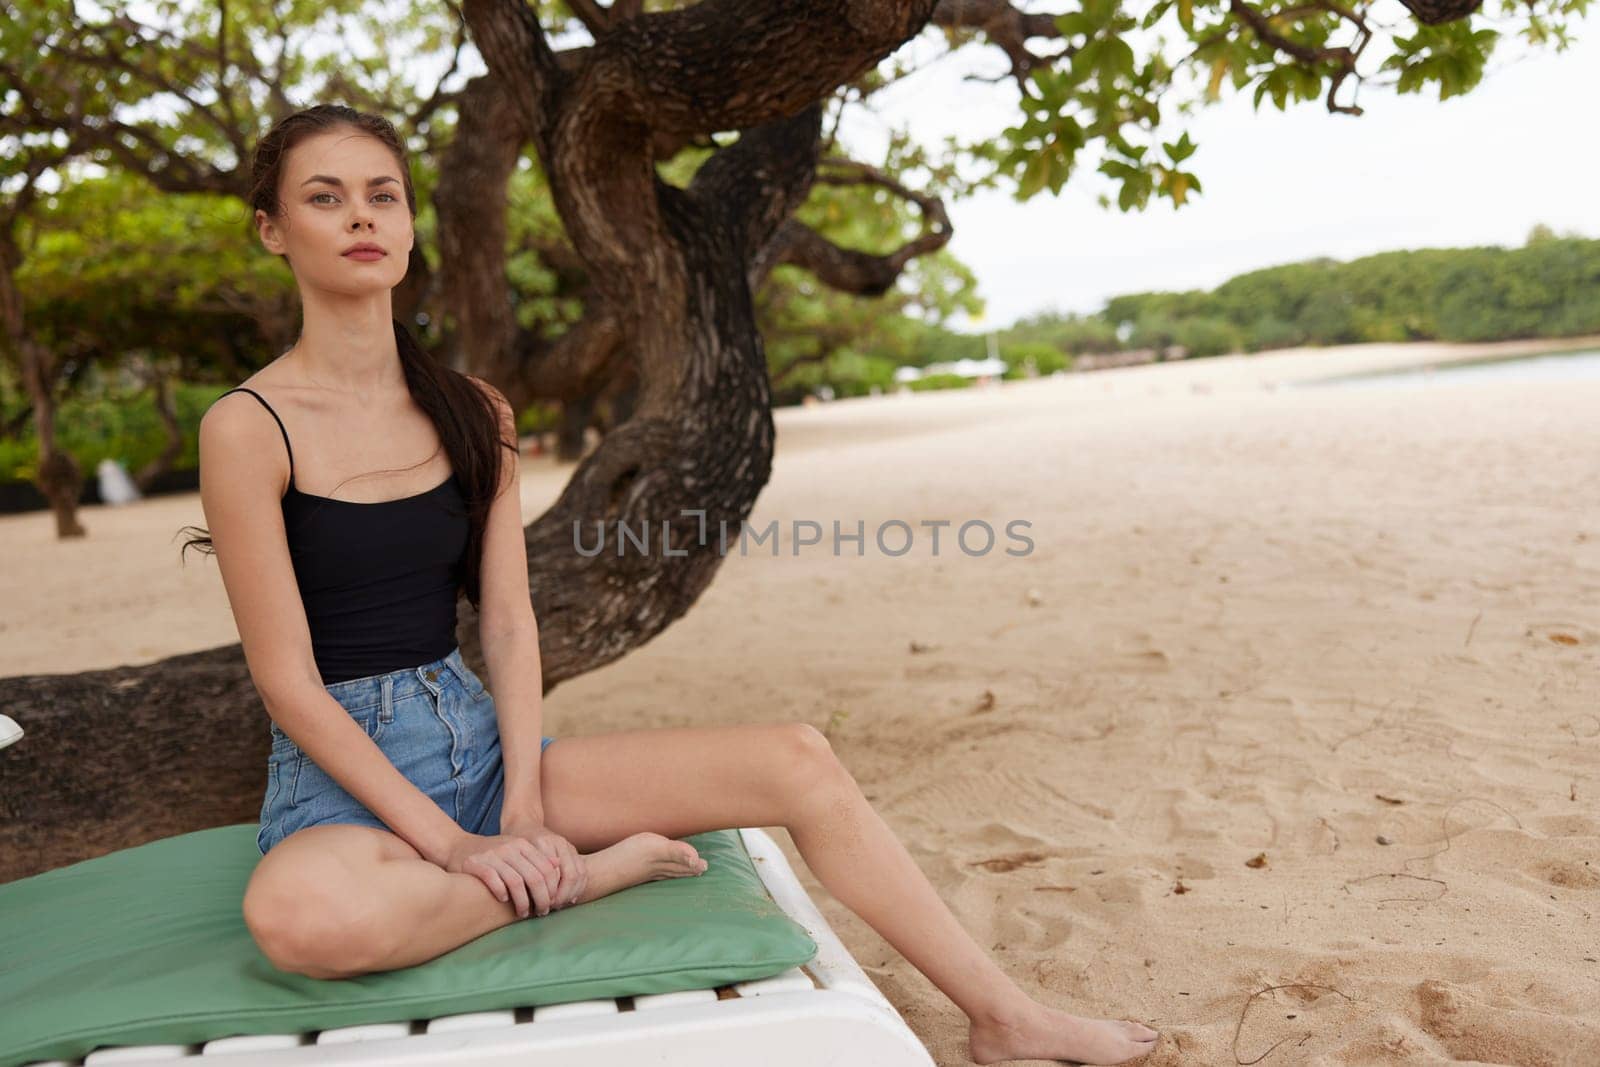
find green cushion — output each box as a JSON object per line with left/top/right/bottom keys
{"left": 0, "top": 823, "right": 816, "bottom": 1066}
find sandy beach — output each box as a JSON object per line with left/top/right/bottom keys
{"left": 3, "top": 334, "right": 1598, "bottom": 1065}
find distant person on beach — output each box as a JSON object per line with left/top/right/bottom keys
{"left": 179, "top": 105, "right": 1158, "bottom": 1066}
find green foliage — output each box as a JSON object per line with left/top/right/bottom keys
{"left": 0, "top": 380, "right": 226, "bottom": 482}
{"left": 1105, "top": 289, "right": 1214, "bottom": 330}
{"left": 1171, "top": 316, "right": 1242, "bottom": 357}
{"left": 998, "top": 340, "right": 1073, "bottom": 377}
{"left": 820, "top": 350, "right": 903, "bottom": 398}
{"left": 515, "top": 399, "right": 563, "bottom": 436}
{"left": 945, "top": 0, "right": 1586, "bottom": 215}
{"left": 1128, "top": 311, "right": 1180, "bottom": 351}
{"left": 907, "top": 372, "right": 974, "bottom": 392}
{"left": 1433, "top": 238, "right": 1600, "bottom": 340}
{"left": 1, "top": 0, "right": 462, "bottom": 190}
{"left": 19, "top": 171, "right": 289, "bottom": 352}
{"left": 505, "top": 150, "right": 591, "bottom": 338}
{"left": 1089, "top": 235, "right": 1600, "bottom": 355}
{"left": 1383, "top": 22, "right": 1500, "bottom": 99}
{"left": 1003, "top": 311, "right": 1122, "bottom": 355}
{"left": 752, "top": 160, "right": 983, "bottom": 402}
{"left": 1249, "top": 315, "right": 1309, "bottom": 351}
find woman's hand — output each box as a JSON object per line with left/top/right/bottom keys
{"left": 440, "top": 828, "right": 574, "bottom": 918}
{"left": 501, "top": 816, "right": 588, "bottom": 911}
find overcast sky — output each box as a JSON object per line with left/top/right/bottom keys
{"left": 833, "top": 14, "right": 1597, "bottom": 332}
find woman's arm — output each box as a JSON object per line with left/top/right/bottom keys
{"left": 198, "top": 393, "right": 466, "bottom": 865}
{"left": 259, "top": 686, "right": 465, "bottom": 864}
{"left": 466, "top": 377, "right": 548, "bottom": 825}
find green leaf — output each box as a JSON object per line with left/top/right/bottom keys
{"left": 1103, "top": 36, "right": 1137, "bottom": 79}
{"left": 1017, "top": 151, "right": 1051, "bottom": 199}
{"left": 1163, "top": 131, "right": 1197, "bottom": 163}
{"left": 1054, "top": 11, "right": 1099, "bottom": 37}
{"left": 1118, "top": 178, "right": 1142, "bottom": 211}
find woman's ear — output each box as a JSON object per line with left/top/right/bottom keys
{"left": 255, "top": 208, "right": 286, "bottom": 256}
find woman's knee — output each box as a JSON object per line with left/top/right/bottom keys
{"left": 771, "top": 722, "right": 854, "bottom": 808}
{"left": 244, "top": 867, "right": 390, "bottom": 976}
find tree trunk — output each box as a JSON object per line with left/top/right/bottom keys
{"left": 17, "top": 337, "right": 85, "bottom": 538}
{"left": 605, "top": 373, "right": 639, "bottom": 429}
{"left": 556, "top": 394, "right": 595, "bottom": 461}
{"left": 0, "top": 0, "right": 943, "bottom": 881}
{"left": 133, "top": 371, "right": 184, "bottom": 493}
{"left": 0, "top": 646, "right": 266, "bottom": 883}
{"left": 1, "top": 221, "right": 86, "bottom": 538}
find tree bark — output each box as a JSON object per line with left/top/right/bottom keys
{"left": 0, "top": 647, "right": 264, "bottom": 883}
{"left": 1, "top": 216, "right": 85, "bottom": 538}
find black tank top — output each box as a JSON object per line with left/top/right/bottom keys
{"left": 218, "top": 387, "right": 469, "bottom": 685}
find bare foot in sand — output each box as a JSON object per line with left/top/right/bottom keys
{"left": 570, "top": 831, "right": 707, "bottom": 907}
{"left": 969, "top": 999, "right": 1159, "bottom": 1065}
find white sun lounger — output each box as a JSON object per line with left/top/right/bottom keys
{"left": 8, "top": 702, "right": 933, "bottom": 1067}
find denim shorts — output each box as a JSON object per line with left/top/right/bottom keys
{"left": 256, "top": 646, "right": 554, "bottom": 856}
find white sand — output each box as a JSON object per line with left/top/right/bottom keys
{"left": 4, "top": 334, "right": 1598, "bottom": 1064}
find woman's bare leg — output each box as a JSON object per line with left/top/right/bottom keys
{"left": 535, "top": 723, "right": 1159, "bottom": 1066}
{"left": 243, "top": 825, "right": 706, "bottom": 979}
{"left": 246, "top": 722, "right": 1157, "bottom": 1063}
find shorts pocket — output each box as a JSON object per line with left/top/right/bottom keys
{"left": 271, "top": 707, "right": 385, "bottom": 747}
{"left": 286, "top": 709, "right": 386, "bottom": 807}
{"left": 457, "top": 663, "right": 489, "bottom": 702}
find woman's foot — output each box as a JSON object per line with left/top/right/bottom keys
{"left": 571, "top": 831, "right": 707, "bottom": 906}
{"left": 969, "top": 999, "right": 1159, "bottom": 1065}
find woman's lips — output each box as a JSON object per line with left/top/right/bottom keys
{"left": 344, "top": 249, "right": 386, "bottom": 261}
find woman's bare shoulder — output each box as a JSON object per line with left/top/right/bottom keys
{"left": 200, "top": 383, "right": 293, "bottom": 497}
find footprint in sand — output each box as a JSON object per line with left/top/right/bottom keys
{"left": 1531, "top": 859, "right": 1600, "bottom": 890}
{"left": 1100, "top": 630, "right": 1172, "bottom": 672}
{"left": 969, "top": 850, "right": 1050, "bottom": 873}
{"left": 1438, "top": 824, "right": 1600, "bottom": 895}
{"left": 1416, "top": 978, "right": 1600, "bottom": 1065}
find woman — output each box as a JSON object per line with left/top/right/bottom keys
{"left": 183, "top": 104, "right": 1159, "bottom": 1066}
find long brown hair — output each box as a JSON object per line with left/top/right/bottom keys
{"left": 178, "top": 104, "right": 512, "bottom": 610}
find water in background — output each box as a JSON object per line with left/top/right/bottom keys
{"left": 1307, "top": 348, "right": 1600, "bottom": 390}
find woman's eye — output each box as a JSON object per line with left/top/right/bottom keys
{"left": 310, "top": 192, "right": 399, "bottom": 204}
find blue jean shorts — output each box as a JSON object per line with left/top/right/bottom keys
{"left": 256, "top": 646, "right": 554, "bottom": 856}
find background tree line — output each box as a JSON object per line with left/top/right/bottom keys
{"left": 774, "top": 224, "right": 1600, "bottom": 394}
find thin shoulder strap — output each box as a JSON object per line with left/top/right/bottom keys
{"left": 219, "top": 387, "right": 295, "bottom": 484}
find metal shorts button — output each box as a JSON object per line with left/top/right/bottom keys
{"left": 424, "top": 669, "right": 438, "bottom": 681}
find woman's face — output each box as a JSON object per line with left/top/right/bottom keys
{"left": 255, "top": 127, "right": 414, "bottom": 296}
